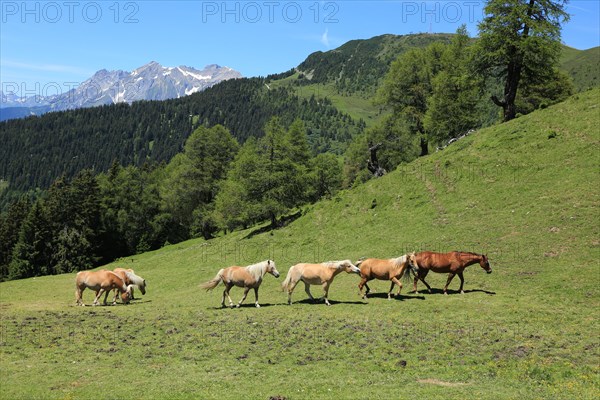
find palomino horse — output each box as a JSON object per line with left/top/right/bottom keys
{"left": 112, "top": 268, "right": 147, "bottom": 301}
{"left": 356, "top": 253, "right": 419, "bottom": 299}
{"left": 412, "top": 251, "right": 492, "bottom": 295}
{"left": 282, "top": 260, "right": 360, "bottom": 306}
{"left": 200, "top": 260, "right": 280, "bottom": 308}
{"left": 75, "top": 270, "right": 131, "bottom": 306}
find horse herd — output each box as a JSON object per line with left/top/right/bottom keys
{"left": 74, "top": 251, "right": 492, "bottom": 307}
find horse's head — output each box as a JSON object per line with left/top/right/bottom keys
{"left": 139, "top": 279, "right": 147, "bottom": 295}
{"left": 340, "top": 260, "right": 361, "bottom": 274}
{"left": 480, "top": 254, "right": 492, "bottom": 274}
{"left": 121, "top": 290, "right": 131, "bottom": 304}
{"left": 266, "top": 260, "right": 280, "bottom": 278}
{"left": 407, "top": 252, "right": 419, "bottom": 274}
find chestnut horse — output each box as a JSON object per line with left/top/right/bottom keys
{"left": 282, "top": 260, "right": 360, "bottom": 306}
{"left": 412, "top": 251, "right": 492, "bottom": 294}
{"left": 112, "top": 268, "right": 147, "bottom": 302}
{"left": 356, "top": 253, "right": 419, "bottom": 299}
{"left": 200, "top": 260, "right": 280, "bottom": 308}
{"left": 75, "top": 270, "right": 131, "bottom": 306}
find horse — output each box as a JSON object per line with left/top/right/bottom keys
{"left": 199, "top": 260, "right": 280, "bottom": 308}
{"left": 356, "top": 253, "right": 419, "bottom": 299}
{"left": 75, "top": 270, "right": 131, "bottom": 306}
{"left": 112, "top": 268, "right": 146, "bottom": 301}
{"left": 281, "top": 260, "right": 360, "bottom": 306}
{"left": 411, "top": 251, "right": 492, "bottom": 295}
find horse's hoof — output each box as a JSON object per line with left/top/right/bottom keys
{"left": 255, "top": 304, "right": 261, "bottom": 308}
{"left": 236, "top": 304, "right": 241, "bottom": 308}
{"left": 460, "top": 291, "right": 465, "bottom": 294}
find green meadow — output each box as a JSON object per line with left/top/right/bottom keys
{"left": 1, "top": 89, "right": 599, "bottom": 399}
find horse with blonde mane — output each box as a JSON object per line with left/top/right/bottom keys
{"left": 281, "top": 260, "right": 360, "bottom": 306}
{"left": 356, "top": 253, "right": 419, "bottom": 299}
{"left": 411, "top": 251, "right": 492, "bottom": 295}
{"left": 75, "top": 270, "right": 131, "bottom": 306}
{"left": 200, "top": 260, "right": 280, "bottom": 308}
{"left": 112, "top": 268, "right": 147, "bottom": 301}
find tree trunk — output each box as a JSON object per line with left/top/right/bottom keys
{"left": 270, "top": 212, "right": 278, "bottom": 228}
{"left": 419, "top": 137, "right": 429, "bottom": 156}
{"left": 367, "top": 142, "right": 386, "bottom": 177}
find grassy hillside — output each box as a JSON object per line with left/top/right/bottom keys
{"left": 1, "top": 89, "right": 599, "bottom": 399}
{"left": 561, "top": 46, "right": 600, "bottom": 92}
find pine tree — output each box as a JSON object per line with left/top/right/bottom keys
{"left": 474, "top": 0, "right": 570, "bottom": 121}
{"left": 9, "top": 202, "right": 52, "bottom": 279}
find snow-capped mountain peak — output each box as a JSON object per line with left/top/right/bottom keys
{"left": 0, "top": 62, "right": 242, "bottom": 118}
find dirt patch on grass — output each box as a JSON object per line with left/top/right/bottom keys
{"left": 417, "top": 378, "right": 468, "bottom": 387}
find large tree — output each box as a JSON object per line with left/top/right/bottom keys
{"left": 475, "top": 0, "right": 569, "bottom": 121}
{"left": 161, "top": 124, "right": 239, "bottom": 239}
{"left": 377, "top": 43, "right": 446, "bottom": 155}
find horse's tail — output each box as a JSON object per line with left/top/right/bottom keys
{"left": 281, "top": 266, "right": 294, "bottom": 292}
{"left": 199, "top": 269, "right": 224, "bottom": 291}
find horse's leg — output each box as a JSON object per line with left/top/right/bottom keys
{"left": 224, "top": 284, "right": 235, "bottom": 307}
{"left": 237, "top": 287, "right": 250, "bottom": 308}
{"left": 457, "top": 271, "right": 465, "bottom": 294}
{"left": 358, "top": 277, "right": 369, "bottom": 299}
{"left": 287, "top": 279, "right": 299, "bottom": 305}
{"left": 93, "top": 289, "right": 105, "bottom": 306}
{"left": 220, "top": 287, "right": 227, "bottom": 308}
{"left": 418, "top": 270, "right": 432, "bottom": 293}
{"left": 389, "top": 277, "right": 403, "bottom": 299}
{"left": 322, "top": 281, "right": 331, "bottom": 306}
{"left": 364, "top": 282, "right": 371, "bottom": 296}
{"left": 253, "top": 287, "right": 260, "bottom": 308}
{"left": 111, "top": 289, "right": 118, "bottom": 304}
{"left": 304, "top": 281, "right": 314, "bottom": 301}
{"left": 75, "top": 287, "right": 84, "bottom": 306}
{"left": 443, "top": 273, "right": 456, "bottom": 295}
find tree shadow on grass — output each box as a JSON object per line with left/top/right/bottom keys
{"left": 243, "top": 210, "right": 302, "bottom": 239}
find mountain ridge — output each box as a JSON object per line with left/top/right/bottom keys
{"left": 0, "top": 62, "right": 241, "bottom": 119}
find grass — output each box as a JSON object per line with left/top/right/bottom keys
{"left": 269, "top": 73, "right": 387, "bottom": 127}
{"left": 561, "top": 45, "right": 600, "bottom": 92}
{"left": 1, "top": 89, "right": 599, "bottom": 399}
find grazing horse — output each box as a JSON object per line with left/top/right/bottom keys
{"left": 200, "top": 260, "right": 280, "bottom": 308}
{"left": 356, "top": 253, "right": 419, "bottom": 299}
{"left": 75, "top": 270, "right": 131, "bottom": 306}
{"left": 112, "top": 268, "right": 147, "bottom": 301}
{"left": 412, "top": 251, "right": 492, "bottom": 295}
{"left": 282, "top": 260, "right": 360, "bottom": 306}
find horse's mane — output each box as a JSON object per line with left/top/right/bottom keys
{"left": 246, "top": 260, "right": 272, "bottom": 281}
{"left": 125, "top": 270, "right": 145, "bottom": 287}
{"left": 323, "top": 260, "right": 350, "bottom": 269}
{"left": 390, "top": 255, "right": 408, "bottom": 268}
{"left": 454, "top": 251, "right": 483, "bottom": 258}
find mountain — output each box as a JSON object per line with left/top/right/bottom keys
{"left": 0, "top": 62, "right": 241, "bottom": 120}
{"left": 560, "top": 46, "right": 600, "bottom": 92}
{"left": 1, "top": 34, "right": 598, "bottom": 201}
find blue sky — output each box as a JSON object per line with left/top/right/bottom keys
{"left": 1, "top": 1, "right": 598, "bottom": 94}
